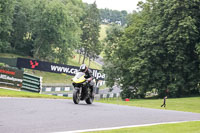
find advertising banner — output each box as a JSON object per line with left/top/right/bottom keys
{"left": 17, "top": 58, "right": 105, "bottom": 80}
{"left": 0, "top": 66, "right": 23, "bottom": 89}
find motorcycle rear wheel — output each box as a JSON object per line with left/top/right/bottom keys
{"left": 73, "top": 90, "right": 80, "bottom": 104}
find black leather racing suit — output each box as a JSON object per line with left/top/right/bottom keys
{"left": 83, "top": 68, "right": 94, "bottom": 94}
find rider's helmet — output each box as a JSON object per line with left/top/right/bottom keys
{"left": 79, "top": 64, "right": 88, "bottom": 72}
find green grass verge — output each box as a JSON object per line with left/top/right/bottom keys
{"left": 98, "top": 97, "right": 200, "bottom": 113}
{"left": 0, "top": 88, "right": 70, "bottom": 99}
{"left": 99, "top": 24, "right": 110, "bottom": 58}
{"left": 86, "top": 121, "right": 200, "bottom": 133}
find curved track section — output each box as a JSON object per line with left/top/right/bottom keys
{"left": 0, "top": 97, "right": 200, "bottom": 133}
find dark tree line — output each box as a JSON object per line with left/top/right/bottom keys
{"left": 0, "top": 0, "right": 101, "bottom": 65}
{"left": 103, "top": 0, "right": 200, "bottom": 98}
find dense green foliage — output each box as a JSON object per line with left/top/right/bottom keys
{"left": 0, "top": 0, "right": 15, "bottom": 52}
{"left": 0, "top": 0, "right": 102, "bottom": 65}
{"left": 31, "top": 0, "right": 82, "bottom": 63}
{"left": 103, "top": 0, "right": 200, "bottom": 98}
{"left": 103, "top": 25, "right": 124, "bottom": 87}
{"left": 99, "top": 8, "right": 128, "bottom": 26}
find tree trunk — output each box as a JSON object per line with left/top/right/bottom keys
{"left": 34, "top": 43, "right": 42, "bottom": 59}
{"left": 88, "top": 58, "right": 91, "bottom": 68}
{"left": 82, "top": 52, "right": 86, "bottom": 64}
{"left": 78, "top": 53, "right": 81, "bottom": 64}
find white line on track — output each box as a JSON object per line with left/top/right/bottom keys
{"left": 54, "top": 120, "right": 200, "bottom": 133}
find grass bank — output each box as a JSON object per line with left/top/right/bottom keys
{"left": 98, "top": 97, "right": 200, "bottom": 113}
{"left": 99, "top": 24, "right": 109, "bottom": 41}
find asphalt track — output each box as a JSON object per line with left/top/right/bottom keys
{"left": 0, "top": 97, "right": 200, "bottom": 133}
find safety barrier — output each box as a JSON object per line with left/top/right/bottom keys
{"left": 47, "top": 93, "right": 73, "bottom": 97}
{"left": 41, "top": 84, "right": 73, "bottom": 96}
{"left": 100, "top": 93, "right": 120, "bottom": 99}
{"left": 41, "top": 82, "right": 101, "bottom": 94}
{"left": 42, "top": 86, "right": 72, "bottom": 92}
{"left": 22, "top": 73, "right": 42, "bottom": 92}
{"left": 47, "top": 93, "right": 120, "bottom": 100}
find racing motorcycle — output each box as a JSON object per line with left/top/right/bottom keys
{"left": 72, "top": 72, "right": 94, "bottom": 104}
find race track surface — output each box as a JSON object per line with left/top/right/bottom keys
{"left": 0, "top": 97, "right": 200, "bottom": 133}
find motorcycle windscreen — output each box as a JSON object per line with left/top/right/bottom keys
{"left": 73, "top": 72, "right": 86, "bottom": 83}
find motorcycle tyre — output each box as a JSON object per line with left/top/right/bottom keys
{"left": 85, "top": 93, "right": 94, "bottom": 104}
{"left": 73, "top": 89, "right": 80, "bottom": 104}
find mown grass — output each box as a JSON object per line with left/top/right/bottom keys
{"left": 86, "top": 121, "right": 200, "bottom": 133}
{"left": 98, "top": 97, "right": 200, "bottom": 113}
{"left": 0, "top": 88, "right": 70, "bottom": 99}
{"left": 70, "top": 52, "right": 102, "bottom": 69}
{"left": 99, "top": 24, "right": 110, "bottom": 58}
{"left": 99, "top": 24, "right": 109, "bottom": 41}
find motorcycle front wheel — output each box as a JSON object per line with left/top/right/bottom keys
{"left": 85, "top": 92, "right": 94, "bottom": 104}
{"left": 73, "top": 89, "right": 80, "bottom": 104}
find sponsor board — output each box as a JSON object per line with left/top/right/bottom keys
{"left": 17, "top": 58, "right": 105, "bottom": 80}
{"left": 0, "top": 66, "right": 23, "bottom": 89}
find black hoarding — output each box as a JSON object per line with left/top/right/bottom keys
{"left": 17, "top": 58, "right": 105, "bottom": 80}
{"left": 0, "top": 66, "right": 23, "bottom": 89}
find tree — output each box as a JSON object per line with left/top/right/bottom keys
{"left": 1, "top": 0, "right": 85, "bottom": 64}
{"left": 103, "top": 0, "right": 200, "bottom": 98}
{"left": 31, "top": 0, "right": 82, "bottom": 64}
{"left": 80, "top": 2, "right": 101, "bottom": 65}
{"left": 157, "top": 0, "right": 200, "bottom": 97}
{"left": 10, "top": 0, "right": 34, "bottom": 56}
{"left": 103, "top": 25, "right": 124, "bottom": 87}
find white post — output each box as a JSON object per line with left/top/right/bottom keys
{"left": 39, "top": 76, "right": 43, "bottom": 94}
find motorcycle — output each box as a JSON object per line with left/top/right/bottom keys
{"left": 72, "top": 72, "right": 94, "bottom": 104}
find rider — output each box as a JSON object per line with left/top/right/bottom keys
{"left": 79, "top": 64, "right": 94, "bottom": 95}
